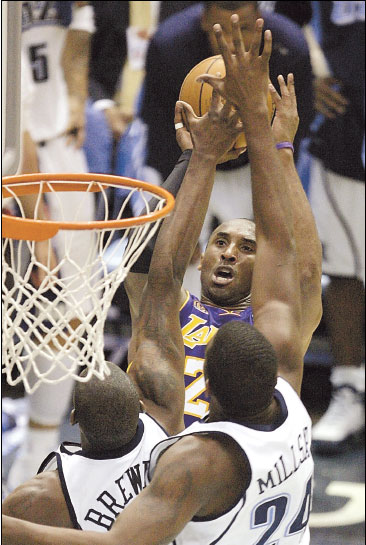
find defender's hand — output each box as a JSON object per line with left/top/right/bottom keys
{"left": 269, "top": 73, "right": 299, "bottom": 145}
{"left": 197, "top": 17, "right": 272, "bottom": 113}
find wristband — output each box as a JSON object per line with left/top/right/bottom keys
{"left": 276, "top": 141, "right": 294, "bottom": 152}
{"left": 93, "top": 99, "right": 116, "bottom": 112}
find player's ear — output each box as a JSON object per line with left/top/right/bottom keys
{"left": 139, "top": 400, "right": 146, "bottom": 413}
{"left": 205, "top": 378, "right": 211, "bottom": 398}
{"left": 70, "top": 408, "right": 77, "bottom": 426}
{"left": 197, "top": 253, "right": 204, "bottom": 271}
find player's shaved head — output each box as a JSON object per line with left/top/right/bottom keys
{"left": 74, "top": 362, "right": 140, "bottom": 452}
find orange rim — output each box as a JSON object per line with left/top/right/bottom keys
{"left": 2, "top": 173, "right": 175, "bottom": 241}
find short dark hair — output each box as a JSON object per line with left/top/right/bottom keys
{"left": 205, "top": 321, "right": 277, "bottom": 418}
{"left": 74, "top": 362, "right": 140, "bottom": 452}
{"left": 204, "top": 1, "right": 258, "bottom": 12}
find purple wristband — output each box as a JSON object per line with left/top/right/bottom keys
{"left": 276, "top": 141, "right": 294, "bottom": 152}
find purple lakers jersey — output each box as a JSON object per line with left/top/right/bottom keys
{"left": 180, "top": 291, "right": 253, "bottom": 427}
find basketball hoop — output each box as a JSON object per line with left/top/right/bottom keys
{"left": 2, "top": 173, "right": 174, "bottom": 393}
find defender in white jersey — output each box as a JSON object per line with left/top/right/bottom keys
{"left": 149, "top": 374, "right": 313, "bottom": 545}
{"left": 2, "top": 15, "right": 322, "bottom": 545}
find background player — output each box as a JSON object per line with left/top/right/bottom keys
{"left": 2, "top": 16, "right": 322, "bottom": 544}
{"left": 8, "top": 1, "right": 96, "bottom": 491}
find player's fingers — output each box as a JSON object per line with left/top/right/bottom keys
{"left": 213, "top": 23, "right": 234, "bottom": 70}
{"left": 287, "top": 73, "right": 295, "bottom": 96}
{"left": 249, "top": 18, "right": 264, "bottom": 58}
{"left": 261, "top": 29, "right": 272, "bottom": 64}
{"left": 174, "top": 101, "right": 185, "bottom": 124}
{"left": 230, "top": 110, "right": 243, "bottom": 130}
{"left": 277, "top": 75, "right": 290, "bottom": 97}
{"left": 176, "top": 100, "right": 198, "bottom": 124}
{"left": 268, "top": 82, "right": 281, "bottom": 108}
{"left": 287, "top": 73, "right": 298, "bottom": 109}
{"left": 197, "top": 74, "right": 225, "bottom": 99}
{"left": 231, "top": 14, "right": 246, "bottom": 59}
{"left": 221, "top": 96, "right": 234, "bottom": 117}
{"left": 211, "top": 79, "right": 222, "bottom": 110}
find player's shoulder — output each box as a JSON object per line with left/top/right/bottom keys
{"left": 165, "top": 432, "right": 245, "bottom": 483}
{"left": 2, "top": 470, "right": 65, "bottom": 519}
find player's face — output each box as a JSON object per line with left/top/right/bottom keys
{"left": 201, "top": 3, "right": 260, "bottom": 55}
{"left": 200, "top": 219, "right": 256, "bottom": 307}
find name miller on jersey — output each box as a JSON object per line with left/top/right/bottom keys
{"left": 84, "top": 460, "right": 150, "bottom": 530}
{"left": 257, "top": 426, "right": 311, "bottom": 495}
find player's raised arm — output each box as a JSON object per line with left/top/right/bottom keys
{"left": 128, "top": 94, "right": 243, "bottom": 434}
{"left": 269, "top": 74, "right": 322, "bottom": 355}
{"left": 124, "top": 149, "right": 193, "bottom": 328}
{"left": 199, "top": 16, "right": 317, "bottom": 394}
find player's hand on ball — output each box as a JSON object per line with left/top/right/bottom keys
{"left": 176, "top": 88, "right": 243, "bottom": 164}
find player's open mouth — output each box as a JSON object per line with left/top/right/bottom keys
{"left": 213, "top": 267, "right": 234, "bottom": 286}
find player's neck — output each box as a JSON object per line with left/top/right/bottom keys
{"left": 208, "top": 397, "right": 280, "bottom": 427}
{"left": 200, "top": 293, "right": 252, "bottom": 311}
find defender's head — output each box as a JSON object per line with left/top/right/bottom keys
{"left": 202, "top": 2, "right": 260, "bottom": 54}
{"left": 204, "top": 321, "right": 278, "bottom": 418}
{"left": 71, "top": 362, "right": 140, "bottom": 453}
{"left": 199, "top": 219, "right": 256, "bottom": 307}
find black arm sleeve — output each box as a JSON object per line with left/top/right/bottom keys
{"left": 130, "top": 149, "right": 192, "bottom": 274}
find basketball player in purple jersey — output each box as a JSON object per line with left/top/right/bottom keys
{"left": 125, "top": 21, "right": 322, "bottom": 428}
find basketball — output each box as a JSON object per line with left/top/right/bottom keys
{"left": 179, "top": 55, "right": 275, "bottom": 164}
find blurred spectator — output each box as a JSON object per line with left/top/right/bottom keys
{"left": 260, "top": 1, "right": 312, "bottom": 27}
{"left": 85, "top": 1, "right": 199, "bottom": 174}
{"left": 307, "top": 1, "right": 365, "bottom": 454}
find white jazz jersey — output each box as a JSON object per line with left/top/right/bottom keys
{"left": 39, "top": 413, "right": 168, "bottom": 532}
{"left": 149, "top": 377, "right": 314, "bottom": 545}
{"left": 21, "top": 2, "right": 92, "bottom": 142}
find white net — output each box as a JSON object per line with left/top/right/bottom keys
{"left": 2, "top": 176, "right": 173, "bottom": 393}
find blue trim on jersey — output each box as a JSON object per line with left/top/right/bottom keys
{"left": 230, "top": 388, "right": 289, "bottom": 432}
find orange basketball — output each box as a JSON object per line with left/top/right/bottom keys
{"left": 179, "top": 55, "right": 275, "bottom": 164}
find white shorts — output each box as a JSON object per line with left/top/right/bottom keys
{"left": 309, "top": 158, "right": 365, "bottom": 282}
{"left": 37, "top": 135, "right": 97, "bottom": 311}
